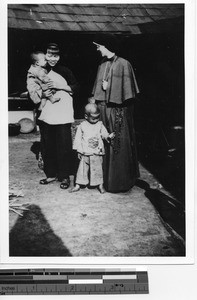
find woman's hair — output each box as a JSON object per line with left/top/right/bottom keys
{"left": 46, "top": 43, "right": 60, "bottom": 55}
{"left": 30, "top": 51, "right": 45, "bottom": 64}
{"left": 85, "top": 103, "right": 100, "bottom": 116}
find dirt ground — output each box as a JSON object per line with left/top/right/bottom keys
{"left": 8, "top": 130, "right": 185, "bottom": 257}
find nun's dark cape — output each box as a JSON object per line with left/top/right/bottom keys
{"left": 92, "top": 57, "right": 139, "bottom": 104}
{"left": 92, "top": 56, "right": 140, "bottom": 193}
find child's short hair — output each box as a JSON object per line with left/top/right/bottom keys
{"left": 30, "top": 51, "right": 45, "bottom": 64}
{"left": 85, "top": 103, "right": 100, "bottom": 116}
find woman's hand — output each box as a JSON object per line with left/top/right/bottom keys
{"left": 42, "top": 89, "right": 53, "bottom": 98}
{"left": 46, "top": 80, "right": 72, "bottom": 93}
{"left": 46, "top": 80, "right": 57, "bottom": 89}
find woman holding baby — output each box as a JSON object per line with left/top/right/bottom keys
{"left": 27, "top": 43, "right": 79, "bottom": 189}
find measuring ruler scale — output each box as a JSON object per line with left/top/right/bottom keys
{"left": 0, "top": 268, "right": 149, "bottom": 295}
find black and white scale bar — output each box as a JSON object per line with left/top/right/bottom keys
{"left": 0, "top": 269, "right": 149, "bottom": 295}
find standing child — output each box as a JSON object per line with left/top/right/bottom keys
{"left": 71, "top": 103, "right": 115, "bottom": 193}
{"left": 27, "top": 51, "right": 60, "bottom": 111}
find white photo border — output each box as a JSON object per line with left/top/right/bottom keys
{"left": 0, "top": 0, "right": 195, "bottom": 266}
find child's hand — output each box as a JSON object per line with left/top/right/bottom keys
{"left": 42, "top": 83, "right": 49, "bottom": 91}
{"left": 109, "top": 132, "right": 115, "bottom": 139}
{"left": 106, "top": 132, "right": 115, "bottom": 143}
{"left": 78, "top": 153, "right": 82, "bottom": 160}
{"left": 46, "top": 80, "right": 56, "bottom": 89}
{"left": 88, "top": 97, "right": 95, "bottom": 104}
{"left": 42, "top": 89, "right": 53, "bottom": 98}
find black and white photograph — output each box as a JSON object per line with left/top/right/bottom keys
{"left": 0, "top": 0, "right": 195, "bottom": 264}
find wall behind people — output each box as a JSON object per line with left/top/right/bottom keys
{"left": 8, "top": 29, "right": 184, "bottom": 125}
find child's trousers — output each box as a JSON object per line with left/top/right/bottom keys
{"left": 76, "top": 155, "right": 103, "bottom": 186}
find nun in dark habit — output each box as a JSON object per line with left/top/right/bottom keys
{"left": 91, "top": 33, "right": 140, "bottom": 193}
